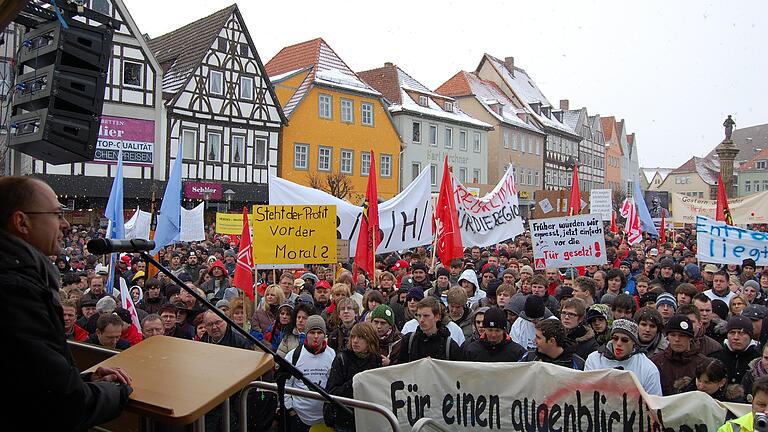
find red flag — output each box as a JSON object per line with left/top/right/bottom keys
{"left": 233, "top": 207, "right": 254, "bottom": 301}
{"left": 716, "top": 174, "right": 734, "bottom": 225}
{"left": 659, "top": 211, "right": 667, "bottom": 244}
{"left": 354, "top": 151, "right": 381, "bottom": 283}
{"left": 568, "top": 163, "right": 581, "bottom": 216}
{"left": 435, "top": 156, "right": 464, "bottom": 267}
{"left": 610, "top": 210, "right": 619, "bottom": 234}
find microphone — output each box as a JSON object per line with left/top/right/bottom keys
{"left": 87, "top": 238, "right": 156, "bottom": 255}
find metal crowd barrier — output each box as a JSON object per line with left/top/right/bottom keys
{"left": 238, "top": 380, "right": 400, "bottom": 432}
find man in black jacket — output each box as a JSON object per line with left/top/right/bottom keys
{"left": 520, "top": 319, "right": 585, "bottom": 369}
{"left": 398, "top": 297, "right": 464, "bottom": 362}
{"left": 463, "top": 307, "right": 525, "bottom": 362}
{"left": 710, "top": 316, "right": 761, "bottom": 386}
{"left": 0, "top": 177, "right": 132, "bottom": 431}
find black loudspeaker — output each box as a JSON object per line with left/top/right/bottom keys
{"left": 8, "top": 18, "right": 113, "bottom": 165}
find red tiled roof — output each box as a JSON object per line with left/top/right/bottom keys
{"left": 435, "top": 71, "right": 473, "bottom": 97}
{"left": 672, "top": 157, "right": 698, "bottom": 173}
{"left": 601, "top": 116, "right": 616, "bottom": 141}
{"left": 740, "top": 147, "right": 768, "bottom": 170}
{"left": 358, "top": 64, "right": 402, "bottom": 104}
{"left": 265, "top": 38, "right": 324, "bottom": 77}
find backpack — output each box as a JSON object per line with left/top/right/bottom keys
{"left": 407, "top": 331, "right": 451, "bottom": 362}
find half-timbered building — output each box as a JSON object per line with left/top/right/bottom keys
{"left": 148, "top": 5, "right": 285, "bottom": 206}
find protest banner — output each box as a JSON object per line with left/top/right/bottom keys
{"left": 353, "top": 358, "right": 728, "bottom": 431}
{"left": 589, "top": 189, "right": 613, "bottom": 221}
{"left": 452, "top": 165, "right": 525, "bottom": 248}
{"left": 530, "top": 214, "right": 607, "bottom": 270}
{"left": 251, "top": 205, "right": 337, "bottom": 264}
{"left": 532, "top": 189, "right": 590, "bottom": 219}
{"left": 180, "top": 203, "right": 205, "bottom": 242}
{"left": 269, "top": 169, "right": 433, "bottom": 256}
{"left": 696, "top": 215, "right": 768, "bottom": 265}
{"left": 671, "top": 190, "right": 768, "bottom": 224}
{"left": 124, "top": 207, "right": 151, "bottom": 240}
{"left": 216, "top": 212, "right": 246, "bottom": 235}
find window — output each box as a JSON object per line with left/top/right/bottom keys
{"left": 412, "top": 122, "right": 421, "bottom": 143}
{"left": 758, "top": 161, "right": 767, "bottom": 169}
{"left": 473, "top": 169, "right": 481, "bottom": 184}
{"left": 231, "top": 135, "right": 245, "bottom": 164}
{"left": 459, "top": 130, "right": 467, "bottom": 151}
{"left": 240, "top": 76, "right": 253, "bottom": 100}
{"left": 444, "top": 101, "right": 454, "bottom": 111}
{"left": 341, "top": 150, "right": 353, "bottom": 174}
{"left": 361, "top": 102, "right": 374, "bottom": 126}
{"left": 318, "top": 146, "right": 332, "bottom": 171}
{"left": 209, "top": 70, "right": 223, "bottom": 95}
{"left": 239, "top": 43, "right": 249, "bottom": 57}
{"left": 217, "top": 37, "right": 227, "bottom": 52}
{"left": 503, "top": 131, "right": 509, "bottom": 149}
{"left": 255, "top": 138, "right": 267, "bottom": 165}
{"left": 444, "top": 128, "right": 453, "bottom": 149}
{"left": 181, "top": 130, "right": 196, "bottom": 160}
{"left": 527, "top": 137, "right": 533, "bottom": 154}
{"left": 534, "top": 170, "right": 539, "bottom": 187}
{"left": 512, "top": 132, "right": 518, "bottom": 150}
{"left": 429, "top": 125, "right": 438, "bottom": 146}
{"left": 341, "top": 98, "right": 354, "bottom": 123}
{"left": 763, "top": 180, "right": 768, "bottom": 191}
{"left": 91, "top": 0, "right": 110, "bottom": 15}
{"left": 430, "top": 164, "right": 437, "bottom": 186}
{"left": 123, "top": 61, "right": 142, "bottom": 87}
{"left": 459, "top": 168, "right": 467, "bottom": 183}
{"left": 361, "top": 153, "right": 371, "bottom": 176}
{"left": 535, "top": 141, "right": 541, "bottom": 155}
{"left": 473, "top": 132, "right": 481, "bottom": 152}
{"left": 527, "top": 170, "right": 533, "bottom": 186}
{"left": 757, "top": 182, "right": 762, "bottom": 192}
{"left": 746, "top": 181, "right": 752, "bottom": 192}
{"left": 419, "top": 95, "right": 429, "bottom": 107}
{"left": 206, "top": 132, "right": 222, "bottom": 161}
{"left": 318, "top": 94, "right": 332, "bottom": 119}
{"left": 294, "top": 144, "right": 308, "bottom": 169}
{"left": 412, "top": 162, "right": 421, "bottom": 181}
{"left": 381, "top": 154, "right": 392, "bottom": 177}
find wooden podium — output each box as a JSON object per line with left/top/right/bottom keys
{"left": 87, "top": 335, "right": 274, "bottom": 426}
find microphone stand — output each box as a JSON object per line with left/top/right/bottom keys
{"left": 138, "top": 251, "right": 354, "bottom": 420}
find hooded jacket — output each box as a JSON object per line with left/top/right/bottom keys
{"left": 584, "top": 342, "right": 663, "bottom": 396}
{"left": 710, "top": 340, "right": 760, "bottom": 385}
{"left": 201, "top": 260, "right": 231, "bottom": 295}
{"left": 463, "top": 334, "right": 525, "bottom": 362}
{"left": 565, "top": 323, "right": 600, "bottom": 360}
{"left": 651, "top": 346, "right": 708, "bottom": 395}
{"left": 458, "top": 269, "right": 486, "bottom": 308}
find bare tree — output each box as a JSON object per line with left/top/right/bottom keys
{"left": 306, "top": 171, "right": 355, "bottom": 200}
{"left": 612, "top": 188, "right": 627, "bottom": 222}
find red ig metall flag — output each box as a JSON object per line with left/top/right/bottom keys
{"left": 233, "top": 207, "right": 255, "bottom": 300}
{"left": 435, "top": 156, "right": 464, "bottom": 267}
{"left": 353, "top": 151, "right": 381, "bottom": 283}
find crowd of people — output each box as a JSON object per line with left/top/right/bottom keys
{"left": 10, "top": 175, "right": 768, "bottom": 430}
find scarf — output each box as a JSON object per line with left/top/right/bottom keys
{"left": 303, "top": 337, "right": 328, "bottom": 355}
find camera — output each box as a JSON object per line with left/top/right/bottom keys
{"left": 756, "top": 412, "right": 768, "bottom": 432}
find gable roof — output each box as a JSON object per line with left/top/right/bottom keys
{"left": 359, "top": 64, "right": 491, "bottom": 129}
{"left": 641, "top": 167, "right": 674, "bottom": 184}
{"left": 266, "top": 38, "right": 380, "bottom": 118}
{"left": 479, "top": 54, "right": 577, "bottom": 137}
{"left": 739, "top": 147, "right": 768, "bottom": 170}
{"left": 670, "top": 156, "right": 719, "bottom": 185}
{"left": 562, "top": 108, "right": 584, "bottom": 130}
{"left": 147, "top": 5, "right": 236, "bottom": 96}
{"left": 437, "top": 71, "right": 542, "bottom": 134}
{"left": 601, "top": 116, "right": 616, "bottom": 142}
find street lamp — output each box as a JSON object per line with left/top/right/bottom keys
{"left": 223, "top": 189, "right": 235, "bottom": 210}
{"left": 203, "top": 191, "right": 211, "bottom": 210}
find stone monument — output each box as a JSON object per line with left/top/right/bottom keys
{"left": 716, "top": 115, "right": 739, "bottom": 198}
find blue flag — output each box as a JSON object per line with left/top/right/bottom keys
{"left": 634, "top": 181, "right": 658, "bottom": 237}
{"left": 151, "top": 142, "right": 183, "bottom": 254}
{"left": 104, "top": 148, "right": 125, "bottom": 294}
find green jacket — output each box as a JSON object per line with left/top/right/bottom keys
{"left": 717, "top": 412, "right": 754, "bottom": 432}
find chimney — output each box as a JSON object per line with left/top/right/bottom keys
{"left": 384, "top": 62, "right": 393, "bottom": 67}
{"left": 504, "top": 56, "right": 515, "bottom": 75}
{"left": 560, "top": 99, "right": 569, "bottom": 111}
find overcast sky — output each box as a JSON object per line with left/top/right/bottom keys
{"left": 124, "top": 0, "right": 767, "bottom": 169}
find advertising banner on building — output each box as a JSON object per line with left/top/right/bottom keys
{"left": 672, "top": 191, "right": 768, "bottom": 224}
{"left": 353, "top": 358, "right": 728, "bottom": 431}
{"left": 269, "top": 169, "right": 433, "bottom": 256}
{"left": 94, "top": 116, "right": 154, "bottom": 166}
{"left": 696, "top": 215, "right": 768, "bottom": 265}
{"left": 530, "top": 214, "right": 607, "bottom": 269}
{"left": 452, "top": 165, "right": 525, "bottom": 247}
{"left": 184, "top": 181, "right": 222, "bottom": 200}
{"left": 251, "top": 205, "right": 337, "bottom": 264}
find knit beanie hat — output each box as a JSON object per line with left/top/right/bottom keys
{"left": 655, "top": 292, "right": 677, "bottom": 310}
{"left": 486, "top": 279, "right": 502, "bottom": 298}
{"left": 370, "top": 304, "right": 395, "bottom": 326}
{"left": 611, "top": 318, "right": 640, "bottom": 345}
{"left": 406, "top": 288, "right": 424, "bottom": 302}
{"left": 436, "top": 267, "right": 450, "bottom": 279}
{"left": 305, "top": 315, "right": 327, "bottom": 334}
{"left": 483, "top": 307, "right": 507, "bottom": 330}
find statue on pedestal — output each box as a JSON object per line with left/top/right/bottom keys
{"left": 723, "top": 115, "right": 736, "bottom": 141}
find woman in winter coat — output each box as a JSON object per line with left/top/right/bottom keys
{"left": 264, "top": 302, "right": 294, "bottom": 353}
{"left": 325, "top": 322, "right": 383, "bottom": 431}
{"left": 277, "top": 303, "right": 314, "bottom": 358}
{"left": 250, "top": 285, "right": 285, "bottom": 340}
{"left": 742, "top": 344, "right": 768, "bottom": 396}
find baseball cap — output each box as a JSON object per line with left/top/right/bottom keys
{"left": 391, "top": 260, "right": 410, "bottom": 271}
{"left": 664, "top": 315, "right": 694, "bottom": 338}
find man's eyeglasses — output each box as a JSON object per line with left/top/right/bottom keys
{"left": 22, "top": 208, "right": 66, "bottom": 220}
{"left": 560, "top": 311, "right": 580, "bottom": 318}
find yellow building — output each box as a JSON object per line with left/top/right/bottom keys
{"left": 266, "top": 38, "right": 402, "bottom": 199}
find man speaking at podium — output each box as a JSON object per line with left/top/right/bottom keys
{"left": 0, "top": 177, "right": 133, "bottom": 431}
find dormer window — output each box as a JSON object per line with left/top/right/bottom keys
{"left": 444, "top": 101, "right": 454, "bottom": 112}
{"left": 418, "top": 95, "right": 429, "bottom": 107}
{"left": 757, "top": 160, "right": 767, "bottom": 169}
